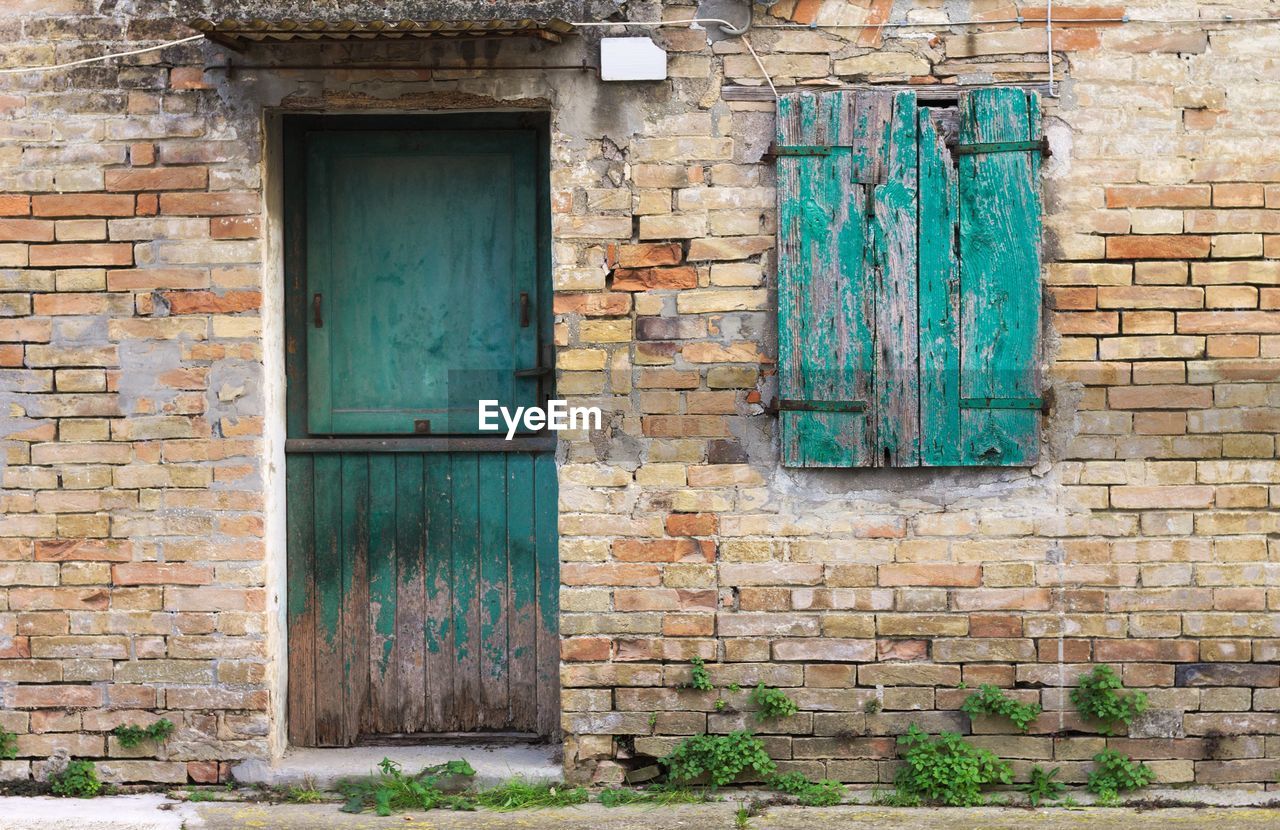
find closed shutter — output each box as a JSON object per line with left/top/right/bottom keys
{"left": 778, "top": 87, "right": 1043, "bottom": 468}
{"left": 776, "top": 91, "right": 877, "bottom": 468}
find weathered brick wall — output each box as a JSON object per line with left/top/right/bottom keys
{"left": 0, "top": 0, "right": 1277, "bottom": 787}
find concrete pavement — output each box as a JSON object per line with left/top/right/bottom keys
{"left": 1, "top": 796, "right": 1277, "bottom": 829}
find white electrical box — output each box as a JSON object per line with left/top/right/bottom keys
{"left": 600, "top": 37, "right": 668, "bottom": 81}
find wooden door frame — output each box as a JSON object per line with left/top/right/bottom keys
{"left": 279, "top": 112, "right": 560, "bottom": 744}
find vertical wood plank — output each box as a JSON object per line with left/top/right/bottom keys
{"left": 395, "top": 454, "right": 426, "bottom": 733}
{"left": 450, "top": 453, "right": 481, "bottom": 731}
{"left": 533, "top": 453, "right": 560, "bottom": 738}
{"left": 871, "top": 90, "right": 921, "bottom": 466}
{"left": 424, "top": 453, "right": 455, "bottom": 732}
{"left": 285, "top": 455, "right": 316, "bottom": 747}
{"left": 958, "top": 89, "right": 1043, "bottom": 465}
{"left": 311, "top": 453, "right": 344, "bottom": 745}
{"left": 367, "top": 454, "right": 398, "bottom": 733}
{"left": 918, "top": 108, "right": 963, "bottom": 466}
{"left": 478, "top": 454, "right": 510, "bottom": 728}
{"left": 506, "top": 453, "right": 538, "bottom": 733}
{"left": 776, "top": 91, "right": 874, "bottom": 467}
{"left": 341, "top": 454, "right": 370, "bottom": 742}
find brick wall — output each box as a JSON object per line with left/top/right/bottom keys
{"left": 0, "top": 0, "right": 1278, "bottom": 787}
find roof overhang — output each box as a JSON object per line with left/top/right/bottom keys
{"left": 190, "top": 17, "right": 575, "bottom": 51}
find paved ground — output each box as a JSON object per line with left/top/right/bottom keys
{"left": 189, "top": 803, "right": 1280, "bottom": 830}
{"left": 3, "top": 798, "right": 1279, "bottom": 830}
{"left": 0, "top": 799, "right": 1274, "bottom": 830}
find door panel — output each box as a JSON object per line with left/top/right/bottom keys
{"left": 305, "top": 131, "right": 540, "bottom": 435}
{"left": 286, "top": 452, "right": 559, "bottom": 743}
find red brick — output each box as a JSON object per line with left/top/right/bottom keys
{"left": 1108, "top": 385, "right": 1213, "bottom": 409}
{"left": 1178, "top": 311, "right": 1280, "bottom": 334}
{"left": 0, "top": 218, "right": 54, "bottom": 242}
{"left": 553, "top": 293, "right": 632, "bottom": 316}
{"left": 561, "top": 637, "right": 611, "bottom": 661}
{"left": 32, "top": 194, "right": 135, "bottom": 217}
{"left": 613, "top": 265, "right": 698, "bottom": 291}
{"left": 8, "top": 588, "right": 109, "bottom": 611}
{"left": 0, "top": 195, "right": 30, "bottom": 216}
{"left": 617, "top": 242, "right": 682, "bottom": 268}
{"left": 159, "top": 191, "right": 258, "bottom": 216}
{"left": 613, "top": 539, "right": 712, "bottom": 563}
{"left": 561, "top": 563, "right": 661, "bottom": 586}
{"left": 1104, "top": 185, "right": 1211, "bottom": 208}
{"left": 210, "top": 216, "right": 259, "bottom": 239}
{"left": 187, "top": 761, "right": 220, "bottom": 784}
{"left": 11, "top": 685, "right": 103, "bottom": 708}
{"left": 28, "top": 243, "right": 132, "bottom": 267}
{"left": 105, "top": 167, "right": 208, "bottom": 192}
{"left": 170, "top": 66, "right": 212, "bottom": 89}
{"left": 129, "top": 142, "right": 156, "bottom": 166}
{"left": 113, "top": 563, "right": 213, "bottom": 585}
{"left": 1107, "top": 235, "right": 1211, "bottom": 260}
{"left": 879, "top": 564, "right": 982, "bottom": 587}
{"left": 34, "top": 539, "right": 131, "bottom": 562}
{"left": 162, "top": 291, "right": 261, "bottom": 314}
{"left": 666, "top": 513, "right": 718, "bottom": 536}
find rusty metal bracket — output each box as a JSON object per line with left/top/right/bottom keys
{"left": 778, "top": 399, "right": 867, "bottom": 413}
{"left": 960, "top": 394, "right": 1050, "bottom": 415}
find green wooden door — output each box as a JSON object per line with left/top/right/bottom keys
{"left": 283, "top": 117, "right": 558, "bottom": 746}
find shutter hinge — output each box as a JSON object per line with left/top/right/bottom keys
{"left": 766, "top": 143, "right": 856, "bottom": 160}
{"left": 953, "top": 138, "right": 1050, "bottom": 158}
{"left": 960, "top": 394, "right": 1051, "bottom": 415}
{"left": 771, "top": 398, "right": 867, "bottom": 415}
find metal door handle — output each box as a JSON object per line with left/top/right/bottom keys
{"left": 313, "top": 293, "right": 323, "bottom": 328}
{"left": 519, "top": 292, "right": 530, "bottom": 327}
{"left": 514, "top": 366, "right": 552, "bottom": 378}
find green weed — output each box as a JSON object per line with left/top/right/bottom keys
{"left": 337, "top": 758, "right": 475, "bottom": 816}
{"left": 689, "top": 657, "right": 714, "bottom": 691}
{"left": 1071, "top": 666, "right": 1148, "bottom": 736}
{"left": 661, "top": 731, "right": 776, "bottom": 787}
{"left": 960, "top": 685, "right": 1042, "bottom": 733}
{"left": 892, "top": 725, "right": 1012, "bottom": 807}
{"left": 1087, "top": 749, "right": 1153, "bottom": 805}
{"left": 0, "top": 730, "right": 16, "bottom": 760}
{"left": 597, "top": 785, "right": 708, "bottom": 807}
{"left": 50, "top": 760, "right": 101, "bottom": 798}
{"left": 473, "top": 780, "right": 589, "bottom": 811}
{"left": 1018, "top": 765, "right": 1065, "bottom": 806}
{"left": 112, "top": 718, "right": 175, "bottom": 748}
{"left": 770, "top": 771, "right": 844, "bottom": 806}
{"left": 749, "top": 684, "right": 798, "bottom": 721}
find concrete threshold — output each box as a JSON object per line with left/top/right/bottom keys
{"left": 230, "top": 742, "right": 562, "bottom": 789}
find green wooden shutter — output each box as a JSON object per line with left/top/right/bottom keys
{"left": 779, "top": 88, "right": 1042, "bottom": 468}
{"left": 921, "top": 88, "right": 1044, "bottom": 466}
{"left": 776, "top": 91, "right": 875, "bottom": 468}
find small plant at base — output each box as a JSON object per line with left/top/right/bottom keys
{"left": 1087, "top": 749, "right": 1153, "bottom": 805}
{"left": 770, "top": 771, "right": 844, "bottom": 806}
{"left": 689, "top": 657, "right": 714, "bottom": 692}
{"left": 598, "top": 786, "right": 708, "bottom": 807}
{"left": 284, "top": 778, "right": 325, "bottom": 804}
{"left": 734, "top": 803, "right": 751, "bottom": 829}
{"left": 1018, "top": 765, "right": 1065, "bottom": 807}
{"left": 749, "top": 684, "right": 798, "bottom": 721}
{"left": 960, "top": 685, "right": 1042, "bottom": 733}
{"left": 185, "top": 787, "right": 216, "bottom": 803}
{"left": 661, "top": 731, "right": 776, "bottom": 787}
{"left": 50, "top": 760, "right": 101, "bottom": 798}
{"left": 112, "top": 718, "right": 175, "bottom": 748}
{"left": 715, "top": 698, "right": 727, "bottom": 711}
{"left": 0, "top": 730, "right": 17, "bottom": 760}
{"left": 338, "top": 758, "right": 475, "bottom": 815}
{"left": 1071, "top": 666, "right": 1148, "bottom": 736}
{"left": 892, "top": 725, "right": 1012, "bottom": 807}
{"left": 474, "top": 780, "right": 589, "bottom": 811}
{"left": 728, "top": 683, "right": 740, "bottom": 693}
